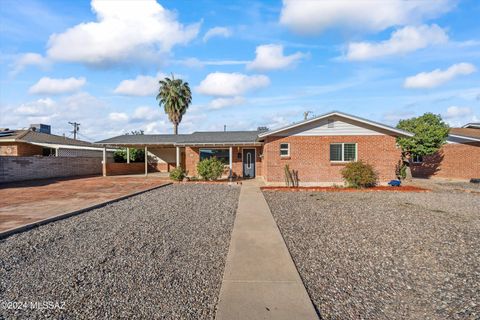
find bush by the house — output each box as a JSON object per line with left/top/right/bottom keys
{"left": 341, "top": 161, "right": 378, "bottom": 188}
{"left": 113, "top": 148, "right": 145, "bottom": 163}
{"left": 197, "top": 157, "right": 224, "bottom": 180}
{"left": 169, "top": 167, "right": 186, "bottom": 181}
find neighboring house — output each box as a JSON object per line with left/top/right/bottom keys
{"left": 0, "top": 124, "right": 117, "bottom": 183}
{"left": 411, "top": 126, "right": 480, "bottom": 180}
{"left": 0, "top": 124, "right": 113, "bottom": 158}
{"left": 462, "top": 123, "right": 480, "bottom": 129}
{"left": 97, "top": 111, "right": 413, "bottom": 185}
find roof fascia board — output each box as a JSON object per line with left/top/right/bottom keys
{"left": 29, "top": 142, "right": 116, "bottom": 151}
{"left": 174, "top": 142, "right": 263, "bottom": 147}
{"left": 448, "top": 134, "right": 480, "bottom": 142}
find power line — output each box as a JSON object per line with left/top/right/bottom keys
{"left": 68, "top": 122, "right": 80, "bottom": 140}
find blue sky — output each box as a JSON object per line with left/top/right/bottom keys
{"left": 1, "top": 0, "right": 479, "bottom": 141}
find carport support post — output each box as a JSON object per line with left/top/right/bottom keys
{"left": 144, "top": 146, "right": 148, "bottom": 176}
{"left": 102, "top": 147, "right": 107, "bottom": 177}
{"left": 229, "top": 146, "right": 233, "bottom": 180}
{"left": 126, "top": 147, "right": 130, "bottom": 164}
{"left": 176, "top": 146, "right": 180, "bottom": 167}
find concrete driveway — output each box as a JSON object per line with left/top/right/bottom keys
{"left": 0, "top": 175, "right": 170, "bottom": 233}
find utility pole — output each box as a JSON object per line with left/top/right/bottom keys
{"left": 68, "top": 122, "right": 80, "bottom": 140}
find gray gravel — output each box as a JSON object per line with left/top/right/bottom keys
{"left": 0, "top": 184, "right": 239, "bottom": 319}
{"left": 264, "top": 190, "right": 480, "bottom": 320}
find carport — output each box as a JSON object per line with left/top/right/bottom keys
{"left": 95, "top": 135, "right": 188, "bottom": 176}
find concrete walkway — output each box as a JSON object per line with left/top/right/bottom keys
{"left": 216, "top": 179, "right": 318, "bottom": 320}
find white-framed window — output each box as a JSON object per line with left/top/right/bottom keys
{"left": 279, "top": 143, "right": 290, "bottom": 157}
{"left": 412, "top": 154, "right": 423, "bottom": 163}
{"left": 330, "top": 143, "right": 357, "bottom": 162}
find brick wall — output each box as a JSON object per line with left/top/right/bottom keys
{"left": 0, "top": 156, "right": 102, "bottom": 183}
{"left": 185, "top": 147, "right": 200, "bottom": 176}
{"left": 105, "top": 162, "right": 173, "bottom": 176}
{"left": 263, "top": 135, "right": 402, "bottom": 185}
{"left": 0, "top": 142, "right": 43, "bottom": 156}
{"left": 412, "top": 142, "right": 480, "bottom": 180}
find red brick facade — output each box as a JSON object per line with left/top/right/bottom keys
{"left": 0, "top": 142, "right": 43, "bottom": 156}
{"left": 184, "top": 146, "right": 263, "bottom": 178}
{"left": 412, "top": 142, "right": 480, "bottom": 180}
{"left": 105, "top": 162, "right": 173, "bottom": 176}
{"left": 263, "top": 135, "right": 402, "bottom": 184}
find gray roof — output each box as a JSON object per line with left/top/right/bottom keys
{"left": 177, "top": 131, "right": 261, "bottom": 145}
{"left": 96, "top": 131, "right": 262, "bottom": 146}
{"left": 96, "top": 134, "right": 189, "bottom": 145}
{"left": 0, "top": 130, "right": 96, "bottom": 147}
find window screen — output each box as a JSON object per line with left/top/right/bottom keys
{"left": 343, "top": 144, "right": 356, "bottom": 161}
{"left": 330, "top": 144, "right": 342, "bottom": 161}
{"left": 330, "top": 143, "right": 357, "bottom": 161}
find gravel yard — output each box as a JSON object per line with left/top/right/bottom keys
{"left": 0, "top": 184, "right": 239, "bottom": 319}
{"left": 264, "top": 189, "right": 480, "bottom": 320}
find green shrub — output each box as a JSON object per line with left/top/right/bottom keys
{"left": 197, "top": 157, "right": 224, "bottom": 180}
{"left": 341, "top": 161, "right": 378, "bottom": 188}
{"left": 113, "top": 148, "right": 145, "bottom": 163}
{"left": 169, "top": 167, "right": 186, "bottom": 181}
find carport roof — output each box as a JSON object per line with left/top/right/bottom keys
{"left": 95, "top": 131, "right": 263, "bottom": 147}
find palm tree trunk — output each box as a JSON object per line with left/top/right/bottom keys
{"left": 173, "top": 123, "right": 178, "bottom": 135}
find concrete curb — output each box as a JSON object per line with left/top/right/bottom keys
{"left": 0, "top": 182, "right": 172, "bottom": 240}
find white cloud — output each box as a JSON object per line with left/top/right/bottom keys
{"left": 29, "top": 77, "right": 86, "bottom": 95}
{"left": 404, "top": 63, "right": 477, "bottom": 89}
{"left": 443, "top": 106, "right": 473, "bottom": 119}
{"left": 279, "top": 0, "right": 454, "bottom": 34}
{"left": 132, "top": 106, "right": 161, "bottom": 121}
{"left": 108, "top": 112, "right": 129, "bottom": 122}
{"left": 247, "top": 44, "right": 307, "bottom": 71}
{"left": 15, "top": 98, "right": 56, "bottom": 116}
{"left": 346, "top": 24, "right": 448, "bottom": 61}
{"left": 114, "top": 72, "right": 166, "bottom": 96}
{"left": 46, "top": 0, "right": 200, "bottom": 65}
{"left": 203, "top": 26, "right": 232, "bottom": 42}
{"left": 196, "top": 72, "right": 270, "bottom": 97}
{"left": 209, "top": 96, "right": 246, "bottom": 109}
{"left": 11, "top": 52, "right": 50, "bottom": 75}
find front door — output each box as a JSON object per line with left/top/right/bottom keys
{"left": 242, "top": 149, "right": 255, "bottom": 178}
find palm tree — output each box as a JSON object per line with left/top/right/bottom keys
{"left": 156, "top": 74, "right": 192, "bottom": 135}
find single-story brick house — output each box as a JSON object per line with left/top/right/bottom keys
{"left": 0, "top": 124, "right": 114, "bottom": 158}
{"left": 411, "top": 126, "right": 480, "bottom": 181}
{"left": 97, "top": 111, "right": 415, "bottom": 185}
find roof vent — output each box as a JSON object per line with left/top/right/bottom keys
{"left": 257, "top": 126, "right": 269, "bottom": 132}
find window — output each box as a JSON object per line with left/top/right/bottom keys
{"left": 279, "top": 143, "right": 290, "bottom": 157}
{"left": 330, "top": 143, "right": 357, "bottom": 162}
{"left": 199, "top": 148, "right": 229, "bottom": 164}
{"left": 412, "top": 154, "right": 423, "bottom": 163}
